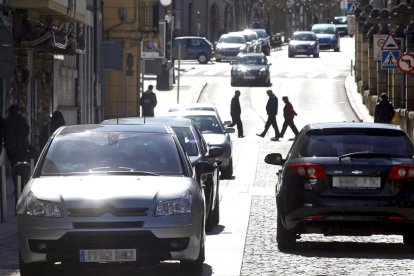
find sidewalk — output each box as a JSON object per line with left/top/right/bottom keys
{"left": 344, "top": 73, "right": 374, "bottom": 123}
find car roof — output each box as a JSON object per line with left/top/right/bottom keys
{"left": 102, "top": 116, "right": 195, "bottom": 128}
{"left": 168, "top": 103, "right": 218, "bottom": 112}
{"left": 304, "top": 122, "right": 402, "bottom": 131}
{"left": 237, "top": 52, "right": 266, "bottom": 57}
{"left": 293, "top": 31, "right": 316, "bottom": 35}
{"left": 312, "top": 23, "right": 336, "bottom": 28}
{"left": 175, "top": 36, "right": 207, "bottom": 40}
{"left": 226, "top": 32, "right": 245, "bottom": 37}
{"left": 167, "top": 110, "right": 219, "bottom": 117}
{"left": 58, "top": 124, "right": 173, "bottom": 135}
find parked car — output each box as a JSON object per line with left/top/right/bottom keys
{"left": 167, "top": 110, "right": 235, "bottom": 179}
{"left": 167, "top": 103, "right": 229, "bottom": 126}
{"left": 311, "top": 23, "right": 340, "bottom": 52}
{"left": 101, "top": 116, "right": 223, "bottom": 232}
{"left": 231, "top": 52, "right": 271, "bottom": 86}
{"left": 265, "top": 122, "right": 414, "bottom": 252}
{"left": 288, "top": 31, "right": 319, "bottom": 58}
{"left": 15, "top": 124, "right": 216, "bottom": 274}
{"left": 215, "top": 32, "right": 247, "bottom": 62}
{"left": 249, "top": 28, "right": 271, "bottom": 55}
{"left": 240, "top": 30, "right": 261, "bottom": 53}
{"left": 168, "top": 36, "right": 214, "bottom": 64}
{"left": 333, "top": 16, "right": 349, "bottom": 37}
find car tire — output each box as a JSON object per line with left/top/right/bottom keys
{"left": 276, "top": 212, "right": 296, "bottom": 252}
{"left": 334, "top": 45, "right": 340, "bottom": 52}
{"left": 288, "top": 53, "right": 294, "bottom": 58}
{"left": 231, "top": 78, "right": 236, "bottom": 86}
{"left": 180, "top": 225, "right": 205, "bottom": 274}
{"left": 403, "top": 234, "right": 414, "bottom": 246}
{"left": 205, "top": 180, "right": 214, "bottom": 232}
{"left": 216, "top": 58, "right": 222, "bottom": 62}
{"left": 198, "top": 54, "right": 208, "bottom": 64}
{"left": 19, "top": 254, "right": 48, "bottom": 276}
{"left": 221, "top": 158, "right": 233, "bottom": 179}
{"left": 313, "top": 52, "right": 319, "bottom": 58}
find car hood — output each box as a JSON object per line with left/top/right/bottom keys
{"left": 28, "top": 175, "right": 192, "bottom": 208}
{"left": 289, "top": 40, "right": 316, "bottom": 46}
{"left": 315, "top": 34, "right": 336, "bottom": 40}
{"left": 202, "top": 133, "right": 228, "bottom": 146}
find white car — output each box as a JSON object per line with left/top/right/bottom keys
{"left": 15, "top": 124, "right": 215, "bottom": 275}
{"left": 215, "top": 32, "right": 247, "bottom": 62}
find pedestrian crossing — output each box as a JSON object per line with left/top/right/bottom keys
{"left": 181, "top": 68, "right": 349, "bottom": 80}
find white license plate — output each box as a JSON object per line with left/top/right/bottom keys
{"left": 80, "top": 249, "right": 136, "bottom": 263}
{"left": 244, "top": 75, "right": 255, "bottom": 80}
{"left": 332, "top": 176, "right": 381, "bottom": 189}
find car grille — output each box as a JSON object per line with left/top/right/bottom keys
{"left": 68, "top": 204, "right": 149, "bottom": 217}
{"left": 73, "top": 221, "right": 144, "bottom": 229}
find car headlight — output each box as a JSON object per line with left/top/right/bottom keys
{"left": 18, "top": 192, "right": 63, "bottom": 217}
{"left": 258, "top": 68, "right": 268, "bottom": 76}
{"left": 154, "top": 190, "right": 192, "bottom": 216}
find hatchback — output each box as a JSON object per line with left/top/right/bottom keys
{"left": 169, "top": 36, "right": 214, "bottom": 64}
{"left": 16, "top": 124, "right": 215, "bottom": 274}
{"left": 288, "top": 31, "right": 319, "bottom": 58}
{"left": 265, "top": 122, "right": 414, "bottom": 252}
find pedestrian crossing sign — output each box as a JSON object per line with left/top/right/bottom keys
{"left": 381, "top": 50, "right": 400, "bottom": 70}
{"left": 347, "top": 1, "right": 360, "bottom": 15}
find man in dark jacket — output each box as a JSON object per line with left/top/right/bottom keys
{"left": 228, "top": 90, "right": 244, "bottom": 138}
{"left": 140, "top": 85, "right": 157, "bottom": 117}
{"left": 374, "top": 93, "right": 395, "bottom": 124}
{"left": 279, "top": 96, "right": 299, "bottom": 139}
{"left": 257, "top": 89, "right": 280, "bottom": 141}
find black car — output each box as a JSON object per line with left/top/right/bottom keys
{"left": 102, "top": 117, "right": 223, "bottom": 231}
{"left": 265, "top": 122, "right": 414, "bottom": 252}
{"left": 231, "top": 52, "right": 271, "bottom": 86}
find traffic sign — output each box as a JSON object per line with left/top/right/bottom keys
{"left": 381, "top": 34, "right": 399, "bottom": 50}
{"left": 373, "top": 35, "right": 403, "bottom": 60}
{"left": 381, "top": 50, "right": 400, "bottom": 70}
{"left": 347, "top": 2, "right": 360, "bottom": 15}
{"left": 397, "top": 53, "right": 414, "bottom": 73}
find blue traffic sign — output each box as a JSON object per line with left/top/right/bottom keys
{"left": 381, "top": 50, "right": 401, "bottom": 70}
{"left": 347, "top": 2, "right": 360, "bottom": 15}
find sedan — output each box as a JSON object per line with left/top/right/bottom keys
{"left": 231, "top": 52, "right": 271, "bottom": 86}
{"left": 288, "top": 31, "right": 319, "bottom": 58}
{"left": 167, "top": 110, "right": 235, "bottom": 179}
{"left": 102, "top": 116, "right": 223, "bottom": 232}
{"left": 15, "top": 124, "right": 216, "bottom": 274}
{"left": 265, "top": 122, "right": 414, "bottom": 252}
{"left": 311, "top": 23, "right": 340, "bottom": 52}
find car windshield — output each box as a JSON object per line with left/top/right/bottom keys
{"left": 298, "top": 130, "right": 414, "bottom": 158}
{"left": 219, "top": 36, "right": 245, "bottom": 44}
{"left": 292, "top": 33, "right": 316, "bottom": 41}
{"left": 254, "top": 30, "right": 268, "bottom": 38}
{"left": 334, "top": 17, "right": 347, "bottom": 24}
{"left": 185, "top": 115, "right": 222, "bottom": 134}
{"left": 312, "top": 26, "right": 336, "bottom": 34}
{"left": 235, "top": 55, "right": 267, "bottom": 65}
{"left": 40, "top": 132, "right": 183, "bottom": 175}
{"left": 171, "top": 126, "right": 199, "bottom": 156}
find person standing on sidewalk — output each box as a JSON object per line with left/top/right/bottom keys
{"left": 140, "top": 85, "right": 157, "bottom": 117}
{"left": 228, "top": 90, "right": 244, "bottom": 138}
{"left": 374, "top": 93, "right": 395, "bottom": 124}
{"left": 257, "top": 89, "right": 280, "bottom": 141}
{"left": 279, "top": 96, "right": 299, "bottom": 139}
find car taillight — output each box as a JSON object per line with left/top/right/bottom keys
{"left": 387, "top": 165, "right": 414, "bottom": 180}
{"left": 290, "top": 163, "right": 326, "bottom": 179}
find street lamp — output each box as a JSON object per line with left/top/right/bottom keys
{"left": 197, "top": 11, "right": 201, "bottom": 36}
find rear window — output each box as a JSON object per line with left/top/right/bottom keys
{"left": 297, "top": 129, "right": 414, "bottom": 158}
{"left": 172, "top": 126, "right": 199, "bottom": 156}
{"left": 312, "top": 25, "right": 336, "bottom": 34}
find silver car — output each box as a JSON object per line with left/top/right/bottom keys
{"left": 167, "top": 110, "right": 235, "bottom": 179}
{"left": 15, "top": 124, "right": 215, "bottom": 274}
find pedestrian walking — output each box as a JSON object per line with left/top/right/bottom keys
{"left": 257, "top": 89, "right": 280, "bottom": 141}
{"left": 140, "top": 85, "right": 157, "bottom": 117}
{"left": 39, "top": 110, "right": 66, "bottom": 149}
{"left": 374, "top": 93, "right": 395, "bottom": 124}
{"left": 3, "top": 104, "right": 31, "bottom": 169}
{"left": 279, "top": 96, "right": 299, "bottom": 139}
{"left": 228, "top": 90, "right": 244, "bottom": 138}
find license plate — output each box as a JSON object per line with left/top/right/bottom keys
{"left": 332, "top": 176, "right": 381, "bottom": 189}
{"left": 244, "top": 76, "right": 255, "bottom": 80}
{"left": 80, "top": 249, "right": 136, "bottom": 263}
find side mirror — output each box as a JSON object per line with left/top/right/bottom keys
{"left": 208, "top": 146, "right": 224, "bottom": 158}
{"left": 195, "top": 161, "right": 216, "bottom": 186}
{"left": 264, "top": 153, "right": 284, "bottom": 165}
{"left": 225, "top": 127, "right": 236, "bottom": 134}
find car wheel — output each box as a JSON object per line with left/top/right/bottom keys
{"left": 205, "top": 180, "right": 214, "bottom": 232}
{"left": 216, "top": 58, "right": 222, "bottom": 62}
{"left": 403, "top": 234, "right": 414, "bottom": 247}
{"left": 288, "top": 52, "right": 294, "bottom": 58}
{"left": 198, "top": 54, "right": 208, "bottom": 64}
{"left": 19, "top": 254, "right": 48, "bottom": 276}
{"left": 334, "top": 45, "right": 340, "bottom": 52}
{"left": 221, "top": 158, "right": 233, "bottom": 179}
{"left": 313, "top": 52, "right": 319, "bottom": 58}
{"left": 180, "top": 225, "right": 205, "bottom": 274}
{"left": 231, "top": 78, "right": 236, "bottom": 86}
{"left": 276, "top": 212, "right": 296, "bottom": 252}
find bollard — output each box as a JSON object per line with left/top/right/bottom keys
{"left": 1, "top": 165, "right": 6, "bottom": 222}
{"left": 351, "top": 60, "right": 353, "bottom": 76}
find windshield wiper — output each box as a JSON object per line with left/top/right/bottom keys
{"left": 339, "top": 151, "right": 391, "bottom": 162}
{"left": 88, "top": 167, "right": 161, "bottom": 176}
